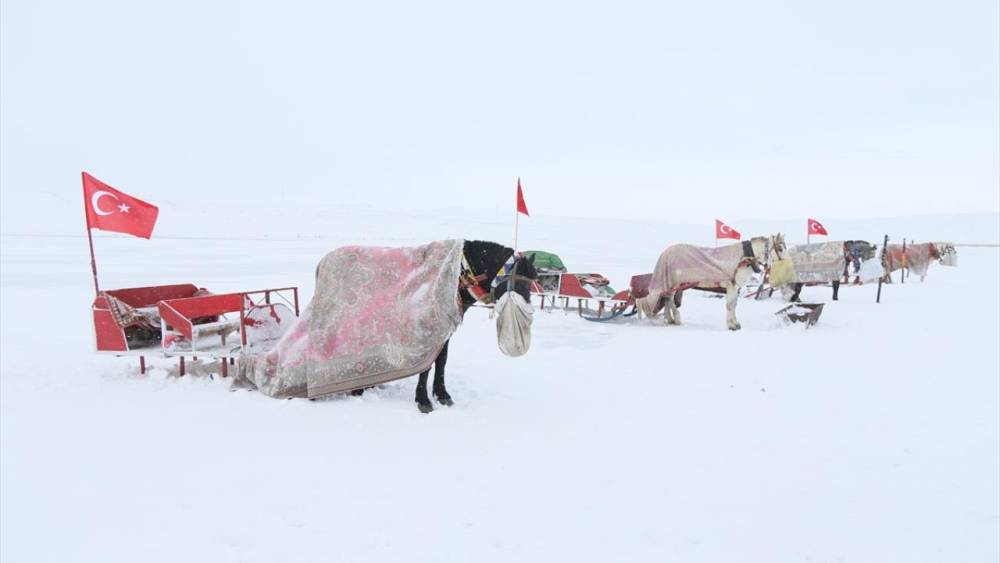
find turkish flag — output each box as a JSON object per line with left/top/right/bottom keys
{"left": 516, "top": 178, "right": 529, "bottom": 216}
{"left": 82, "top": 172, "right": 159, "bottom": 239}
{"left": 715, "top": 219, "right": 741, "bottom": 240}
{"left": 807, "top": 218, "right": 828, "bottom": 236}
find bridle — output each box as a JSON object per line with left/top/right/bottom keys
{"left": 459, "top": 253, "right": 530, "bottom": 306}
{"left": 459, "top": 252, "right": 493, "bottom": 305}
{"left": 739, "top": 240, "right": 762, "bottom": 274}
{"left": 739, "top": 235, "right": 784, "bottom": 276}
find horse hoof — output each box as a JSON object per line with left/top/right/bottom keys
{"left": 437, "top": 396, "right": 454, "bottom": 407}
{"left": 728, "top": 324, "right": 741, "bottom": 331}
{"left": 417, "top": 402, "right": 434, "bottom": 414}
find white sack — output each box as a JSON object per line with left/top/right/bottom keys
{"left": 495, "top": 291, "right": 533, "bottom": 357}
{"left": 857, "top": 258, "right": 885, "bottom": 283}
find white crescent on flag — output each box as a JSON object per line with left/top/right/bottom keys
{"left": 91, "top": 190, "right": 120, "bottom": 216}
{"left": 807, "top": 218, "right": 828, "bottom": 236}
{"left": 720, "top": 224, "right": 733, "bottom": 235}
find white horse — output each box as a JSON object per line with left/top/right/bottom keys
{"left": 637, "top": 234, "right": 785, "bottom": 330}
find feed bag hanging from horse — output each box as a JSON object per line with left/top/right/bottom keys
{"left": 238, "top": 239, "right": 518, "bottom": 399}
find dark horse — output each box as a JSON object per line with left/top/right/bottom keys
{"left": 788, "top": 240, "right": 876, "bottom": 302}
{"left": 352, "top": 240, "right": 537, "bottom": 413}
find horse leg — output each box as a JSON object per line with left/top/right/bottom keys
{"left": 415, "top": 369, "right": 433, "bottom": 413}
{"left": 432, "top": 340, "right": 453, "bottom": 406}
{"left": 664, "top": 298, "right": 676, "bottom": 324}
{"left": 665, "top": 292, "right": 682, "bottom": 325}
{"left": 832, "top": 280, "right": 840, "bottom": 301}
{"left": 790, "top": 283, "right": 803, "bottom": 302}
{"left": 725, "top": 284, "right": 741, "bottom": 330}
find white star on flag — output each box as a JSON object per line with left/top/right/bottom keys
{"left": 118, "top": 203, "right": 131, "bottom": 213}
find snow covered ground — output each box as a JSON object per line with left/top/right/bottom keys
{"left": 1, "top": 208, "right": 998, "bottom": 562}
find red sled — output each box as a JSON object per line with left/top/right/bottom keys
{"left": 93, "top": 283, "right": 299, "bottom": 376}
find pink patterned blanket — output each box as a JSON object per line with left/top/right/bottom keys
{"left": 637, "top": 243, "right": 745, "bottom": 316}
{"left": 238, "top": 240, "right": 465, "bottom": 398}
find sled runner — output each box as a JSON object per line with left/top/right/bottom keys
{"left": 524, "top": 251, "right": 629, "bottom": 320}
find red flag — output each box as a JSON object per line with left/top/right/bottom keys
{"left": 807, "top": 218, "right": 828, "bottom": 236}
{"left": 715, "top": 219, "right": 741, "bottom": 240}
{"left": 82, "top": 172, "right": 159, "bottom": 239}
{"left": 516, "top": 178, "right": 529, "bottom": 216}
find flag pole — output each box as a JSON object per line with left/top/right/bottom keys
{"left": 82, "top": 173, "right": 101, "bottom": 296}
{"left": 514, "top": 203, "right": 520, "bottom": 251}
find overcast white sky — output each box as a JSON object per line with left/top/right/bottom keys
{"left": 2, "top": 0, "right": 998, "bottom": 226}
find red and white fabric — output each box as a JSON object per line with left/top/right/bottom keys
{"left": 82, "top": 172, "right": 159, "bottom": 239}
{"left": 238, "top": 240, "right": 465, "bottom": 398}
{"left": 807, "top": 218, "right": 828, "bottom": 236}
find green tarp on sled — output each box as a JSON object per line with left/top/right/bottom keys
{"left": 523, "top": 250, "right": 566, "bottom": 272}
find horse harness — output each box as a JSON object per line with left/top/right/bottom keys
{"left": 739, "top": 240, "right": 762, "bottom": 274}
{"left": 459, "top": 253, "right": 526, "bottom": 306}
{"left": 459, "top": 253, "right": 493, "bottom": 305}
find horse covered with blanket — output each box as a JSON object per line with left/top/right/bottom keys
{"left": 779, "top": 240, "right": 879, "bottom": 302}
{"left": 636, "top": 234, "right": 784, "bottom": 330}
{"left": 883, "top": 242, "right": 957, "bottom": 282}
{"left": 237, "top": 240, "right": 537, "bottom": 412}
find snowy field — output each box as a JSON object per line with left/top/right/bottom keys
{"left": 1, "top": 208, "right": 998, "bottom": 562}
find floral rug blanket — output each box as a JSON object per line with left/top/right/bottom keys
{"left": 237, "top": 240, "right": 465, "bottom": 398}
{"left": 785, "top": 242, "right": 847, "bottom": 284}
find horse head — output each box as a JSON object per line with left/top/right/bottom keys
{"left": 934, "top": 242, "right": 958, "bottom": 266}
{"left": 845, "top": 240, "right": 877, "bottom": 262}
{"left": 747, "top": 233, "right": 786, "bottom": 271}
{"left": 508, "top": 253, "right": 538, "bottom": 302}
{"left": 461, "top": 241, "right": 538, "bottom": 307}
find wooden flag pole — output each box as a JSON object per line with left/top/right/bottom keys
{"left": 514, "top": 206, "right": 520, "bottom": 252}
{"left": 876, "top": 234, "right": 888, "bottom": 303}
{"left": 82, "top": 173, "right": 101, "bottom": 296}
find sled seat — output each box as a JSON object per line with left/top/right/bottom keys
{"left": 159, "top": 293, "right": 245, "bottom": 352}
{"left": 192, "top": 318, "right": 241, "bottom": 346}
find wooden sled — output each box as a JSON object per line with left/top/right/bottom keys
{"left": 774, "top": 302, "right": 824, "bottom": 328}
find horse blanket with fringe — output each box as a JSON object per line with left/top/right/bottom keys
{"left": 637, "top": 243, "right": 745, "bottom": 316}
{"left": 885, "top": 243, "right": 935, "bottom": 277}
{"left": 786, "top": 242, "right": 846, "bottom": 283}
{"left": 237, "top": 240, "right": 465, "bottom": 398}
